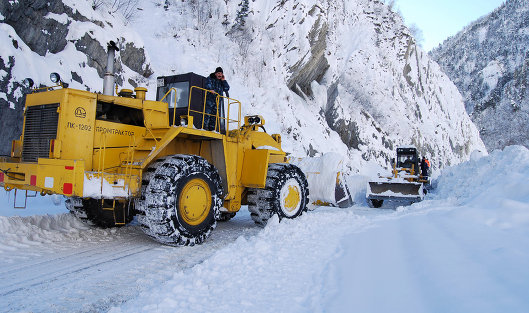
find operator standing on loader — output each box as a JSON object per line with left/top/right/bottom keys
{"left": 420, "top": 156, "right": 430, "bottom": 178}
{"left": 204, "top": 67, "right": 230, "bottom": 131}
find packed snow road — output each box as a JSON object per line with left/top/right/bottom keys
{"left": 0, "top": 210, "right": 261, "bottom": 313}
{"left": 1, "top": 146, "right": 529, "bottom": 313}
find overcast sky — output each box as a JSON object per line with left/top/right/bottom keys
{"left": 395, "top": 0, "right": 506, "bottom": 51}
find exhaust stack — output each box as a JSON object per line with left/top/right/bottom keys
{"left": 103, "top": 41, "right": 119, "bottom": 96}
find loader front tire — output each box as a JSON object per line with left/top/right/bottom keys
{"left": 136, "top": 155, "right": 223, "bottom": 246}
{"left": 248, "top": 163, "right": 309, "bottom": 226}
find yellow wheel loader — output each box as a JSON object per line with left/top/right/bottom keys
{"left": 366, "top": 147, "right": 431, "bottom": 208}
{"left": 0, "top": 42, "right": 311, "bottom": 246}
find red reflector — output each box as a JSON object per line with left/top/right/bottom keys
{"left": 50, "top": 140, "right": 55, "bottom": 153}
{"left": 63, "top": 183, "right": 73, "bottom": 194}
{"left": 0, "top": 172, "right": 4, "bottom": 183}
{"left": 65, "top": 166, "right": 74, "bottom": 170}
{"left": 30, "top": 175, "right": 37, "bottom": 186}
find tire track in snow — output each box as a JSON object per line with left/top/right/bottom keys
{"left": 0, "top": 232, "right": 147, "bottom": 276}
{"left": 0, "top": 212, "right": 261, "bottom": 313}
{"left": 0, "top": 242, "right": 157, "bottom": 296}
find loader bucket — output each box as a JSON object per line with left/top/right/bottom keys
{"left": 289, "top": 153, "right": 353, "bottom": 208}
{"left": 366, "top": 181, "right": 423, "bottom": 201}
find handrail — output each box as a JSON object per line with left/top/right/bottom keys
{"left": 29, "top": 83, "right": 67, "bottom": 93}
{"left": 144, "top": 126, "right": 159, "bottom": 144}
{"left": 124, "top": 135, "right": 136, "bottom": 194}
{"left": 188, "top": 86, "right": 242, "bottom": 133}
{"left": 160, "top": 87, "right": 179, "bottom": 126}
{"left": 99, "top": 132, "right": 107, "bottom": 195}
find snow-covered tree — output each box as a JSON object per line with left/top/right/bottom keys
{"left": 234, "top": 0, "right": 250, "bottom": 28}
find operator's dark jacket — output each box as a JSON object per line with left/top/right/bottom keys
{"left": 203, "top": 73, "right": 229, "bottom": 130}
{"left": 205, "top": 73, "right": 230, "bottom": 111}
{"left": 420, "top": 159, "right": 429, "bottom": 177}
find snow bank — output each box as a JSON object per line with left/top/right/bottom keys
{"left": 0, "top": 213, "right": 89, "bottom": 253}
{"left": 322, "top": 146, "right": 529, "bottom": 313}
{"left": 0, "top": 191, "right": 126, "bottom": 262}
{"left": 432, "top": 145, "right": 529, "bottom": 229}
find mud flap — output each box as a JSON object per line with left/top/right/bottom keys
{"left": 335, "top": 173, "right": 353, "bottom": 208}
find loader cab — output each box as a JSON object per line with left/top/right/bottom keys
{"left": 156, "top": 72, "right": 225, "bottom": 133}
{"left": 396, "top": 147, "right": 419, "bottom": 171}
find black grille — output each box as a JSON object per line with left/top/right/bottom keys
{"left": 22, "top": 104, "right": 59, "bottom": 162}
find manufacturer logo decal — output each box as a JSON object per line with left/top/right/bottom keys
{"left": 75, "top": 107, "right": 86, "bottom": 118}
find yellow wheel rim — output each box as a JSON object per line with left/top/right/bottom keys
{"left": 280, "top": 179, "right": 301, "bottom": 217}
{"left": 179, "top": 178, "right": 212, "bottom": 226}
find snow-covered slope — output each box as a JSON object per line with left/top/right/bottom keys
{"left": 0, "top": 0, "right": 484, "bottom": 171}
{"left": 430, "top": 0, "right": 529, "bottom": 151}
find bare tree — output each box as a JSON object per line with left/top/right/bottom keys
{"left": 107, "top": 0, "right": 140, "bottom": 20}
{"left": 409, "top": 23, "right": 424, "bottom": 47}
{"left": 92, "top": 0, "right": 140, "bottom": 20}
{"left": 383, "top": 0, "right": 397, "bottom": 11}
{"left": 91, "top": 0, "right": 105, "bottom": 10}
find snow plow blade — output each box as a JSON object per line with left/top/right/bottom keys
{"left": 289, "top": 153, "right": 353, "bottom": 208}
{"left": 366, "top": 181, "right": 423, "bottom": 201}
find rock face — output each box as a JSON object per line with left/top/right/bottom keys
{"left": 0, "top": 0, "right": 153, "bottom": 155}
{"left": 287, "top": 14, "right": 330, "bottom": 98}
{"left": 235, "top": 0, "right": 484, "bottom": 169}
{"left": 430, "top": 0, "right": 529, "bottom": 151}
{"left": 0, "top": 55, "right": 26, "bottom": 153}
{"left": 0, "top": 0, "right": 83, "bottom": 57}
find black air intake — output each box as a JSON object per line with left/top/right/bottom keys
{"left": 22, "top": 104, "right": 59, "bottom": 162}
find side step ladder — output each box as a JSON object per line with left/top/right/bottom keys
{"left": 101, "top": 199, "right": 130, "bottom": 226}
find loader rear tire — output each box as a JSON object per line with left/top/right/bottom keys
{"left": 136, "top": 155, "right": 223, "bottom": 246}
{"left": 65, "top": 197, "right": 132, "bottom": 228}
{"left": 248, "top": 163, "right": 309, "bottom": 226}
{"left": 368, "top": 199, "right": 384, "bottom": 208}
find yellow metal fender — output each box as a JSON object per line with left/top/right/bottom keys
{"left": 241, "top": 149, "right": 270, "bottom": 188}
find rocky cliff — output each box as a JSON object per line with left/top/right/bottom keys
{"left": 0, "top": 0, "right": 485, "bottom": 172}
{"left": 0, "top": 0, "right": 153, "bottom": 155}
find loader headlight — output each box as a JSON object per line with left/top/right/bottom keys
{"left": 49, "top": 72, "right": 69, "bottom": 88}
{"left": 248, "top": 116, "right": 261, "bottom": 124}
{"left": 180, "top": 117, "right": 187, "bottom": 126}
{"left": 23, "top": 78, "right": 34, "bottom": 88}
{"left": 50, "top": 72, "right": 61, "bottom": 84}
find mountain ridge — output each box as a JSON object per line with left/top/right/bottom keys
{"left": 430, "top": 0, "right": 529, "bottom": 151}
